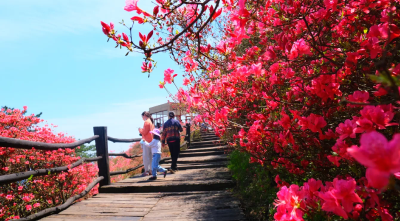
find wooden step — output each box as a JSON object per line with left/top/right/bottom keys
{"left": 40, "top": 129, "right": 245, "bottom": 221}
{"left": 201, "top": 135, "right": 219, "bottom": 138}
{"left": 191, "top": 140, "right": 222, "bottom": 145}
{"left": 200, "top": 137, "right": 220, "bottom": 141}
{"left": 189, "top": 141, "right": 226, "bottom": 148}
{"left": 162, "top": 155, "right": 228, "bottom": 164}
{"left": 179, "top": 150, "right": 224, "bottom": 158}
{"left": 188, "top": 144, "right": 225, "bottom": 149}
{"left": 99, "top": 168, "right": 234, "bottom": 193}
{"left": 160, "top": 161, "right": 228, "bottom": 170}
{"left": 184, "top": 146, "right": 229, "bottom": 153}
{"left": 41, "top": 192, "right": 245, "bottom": 221}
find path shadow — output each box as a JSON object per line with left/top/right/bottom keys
{"left": 164, "top": 191, "right": 245, "bottom": 221}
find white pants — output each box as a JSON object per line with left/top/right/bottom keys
{"left": 141, "top": 142, "right": 152, "bottom": 173}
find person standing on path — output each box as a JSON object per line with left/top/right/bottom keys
{"left": 139, "top": 111, "right": 155, "bottom": 176}
{"left": 141, "top": 128, "right": 168, "bottom": 180}
{"left": 161, "top": 111, "right": 183, "bottom": 173}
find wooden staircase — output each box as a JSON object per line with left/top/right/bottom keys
{"left": 41, "top": 132, "right": 246, "bottom": 221}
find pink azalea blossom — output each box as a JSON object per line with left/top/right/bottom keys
{"left": 345, "top": 52, "right": 361, "bottom": 65}
{"left": 318, "top": 190, "right": 348, "bottom": 219}
{"left": 183, "top": 78, "right": 191, "bottom": 86}
{"left": 100, "top": 21, "right": 114, "bottom": 36}
{"left": 303, "top": 178, "right": 322, "bottom": 194}
{"left": 359, "top": 105, "right": 397, "bottom": 130}
{"left": 327, "top": 155, "right": 341, "bottom": 167}
{"left": 278, "top": 113, "right": 291, "bottom": 130}
{"left": 22, "top": 196, "right": 31, "bottom": 202}
{"left": 347, "top": 91, "right": 369, "bottom": 103}
{"left": 270, "top": 62, "right": 281, "bottom": 74}
{"left": 288, "top": 39, "right": 313, "bottom": 60}
{"left": 395, "top": 172, "right": 400, "bottom": 180}
{"left": 124, "top": 0, "right": 140, "bottom": 12}
{"left": 25, "top": 205, "right": 32, "bottom": 211}
{"left": 300, "top": 114, "right": 327, "bottom": 133}
{"left": 361, "top": 37, "right": 382, "bottom": 59}
{"left": 331, "top": 178, "right": 363, "bottom": 212}
{"left": 310, "top": 75, "right": 342, "bottom": 102}
{"left": 274, "top": 185, "right": 306, "bottom": 221}
{"left": 354, "top": 117, "right": 374, "bottom": 133}
{"left": 335, "top": 119, "right": 357, "bottom": 140}
{"left": 347, "top": 131, "right": 400, "bottom": 189}
{"left": 192, "top": 94, "right": 201, "bottom": 104}
{"left": 391, "top": 63, "right": 400, "bottom": 75}
{"left": 164, "top": 68, "right": 174, "bottom": 84}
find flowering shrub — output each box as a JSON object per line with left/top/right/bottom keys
{"left": 102, "top": 0, "right": 400, "bottom": 219}
{"left": 109, "top": 142, "right": 142, "bottom": 183}
{"left": 0, "top": 107, "right": 98, "bottom": 220}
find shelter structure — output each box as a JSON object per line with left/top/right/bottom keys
{"left": 149, "top": 102, "right": 194, "bottom": 128}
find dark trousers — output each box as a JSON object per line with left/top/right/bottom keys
{"left": 167, "top": 141, "right": 181, "bottom": 170}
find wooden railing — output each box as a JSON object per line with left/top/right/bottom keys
{"left": 0, "top": 123, "right": 194, "bottom": 220}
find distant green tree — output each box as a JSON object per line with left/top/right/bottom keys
{"left": 75, "top": 144, "right": 96, "bottom": 158}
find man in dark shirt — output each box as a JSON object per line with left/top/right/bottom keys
{"left": 161, "top": 111, "right": 183, "bottom": 173}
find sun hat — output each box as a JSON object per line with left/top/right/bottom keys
{"left": 150, "top": 128, "right": 161, "bottom": 137}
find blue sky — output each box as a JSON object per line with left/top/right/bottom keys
{"left": 0, "top": 0, "right": 183, "bottom": 152}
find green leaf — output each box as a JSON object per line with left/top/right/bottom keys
{"left": 28, "top": 174, "right": 34, "bottom": 181}
{"left": 369, "top": 74, "right": 395, "bottom": 86}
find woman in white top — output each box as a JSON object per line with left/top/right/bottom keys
{"left": 141, "top": 128, "right": 167, "bottom": 180}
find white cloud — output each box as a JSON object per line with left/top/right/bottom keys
{"left": 46, "top": 97, "right": 168, "bottom": 152}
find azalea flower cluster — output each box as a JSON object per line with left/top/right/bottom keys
{"left": 0, "top": 107, "right": 98, "bottom": 220}
{"left": 101, "top": 0, "right": 224, "bottom": 76}
{"left": 103, "top": 0, "right": 400, "bottom": 219}
{"left": 274, "top": 177, "right": 397, "bottom": 221}
{"left": 101, "top": 21, "right": 133, "bottom": 52}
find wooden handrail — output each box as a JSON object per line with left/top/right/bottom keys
{"left": 109, "top": 156, "right": 172, "bottom": 176}
{"left": 107, "top": 136, "right": 141, "bottom": 143}
{"left": 109, "top": 153, "right": 142, "bottom": 159}
{"left": 110, "top": 164, "right": 144, "bottom": 176}
{"left": 0, "top": 135, "right": 99, "bottom": 150}
{"left": 0, "top": 156, "right": 103, "bottom": 185}
{"left": 85, "top": 156, "right": 103, "bottom": 162}
{"left": 16, "top": 176, "right": 104, "bottom": 221}
{"left": 1, "top": 126, "right": 199, "bottom": 221}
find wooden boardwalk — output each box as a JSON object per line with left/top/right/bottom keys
{"left": 41, "top": 133, "right": 246, "bottom": 221}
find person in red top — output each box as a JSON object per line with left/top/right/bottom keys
{"left": 138, "top": 111, "right": 154, "bottom": 176}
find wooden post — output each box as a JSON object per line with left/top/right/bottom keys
{"left": 93, "top": 126, "right": 111, "bottom": 187}
{"left": 186, "top": 123, "right": 191, "bottom": 147}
